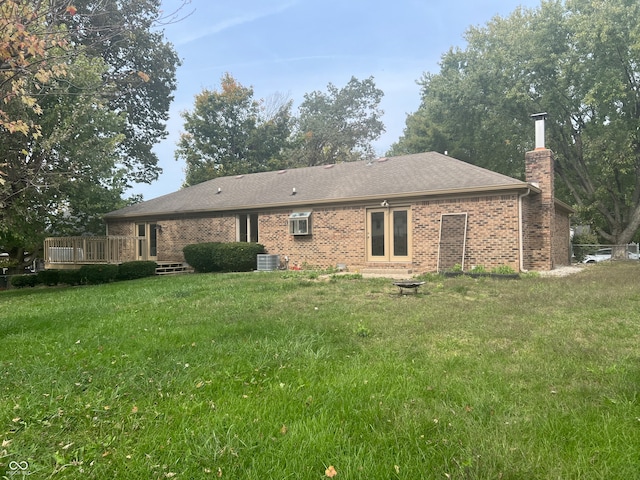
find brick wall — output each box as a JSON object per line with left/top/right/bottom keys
{"left": 524, "top": 149, "right": 555, "bottom": 270}
{"left": 553, "top": 206, "right": 572, "bottom": 266}
{"left": 258, "top": 195, "right": 521, "bottom": 272}
{"left": 258, "top": 206, "right": 367, "bottom": 270}
{"left": 413, "top": 195, "right": 520, "bottom": 272}
{"left": 156, "top": 215, "right": 235, "bottom": 261}
{"left": 107, "top": 193, "right": 522, "bottom": 273}
{"left": 105, "top": 180, "right": 570, "bottom": 272}
{"left": 106, "top": 216, "right": 235, "bottom": 262}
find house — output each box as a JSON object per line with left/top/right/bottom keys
{"left": 45, "top": 141, "right": 573, "bottom": 274}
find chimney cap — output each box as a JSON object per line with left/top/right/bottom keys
{"left": 530, "top": 112, "right": 548, "bottom": 120}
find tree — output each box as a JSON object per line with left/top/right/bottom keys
{"left": 0, "top": 0, "right": 71, "bottom": 137}
{"left": 293, "top": 76, "right": 385, "bottom": 166}
{"left": 1, "top": 53, "right": 130, "bottom": 270}
{"left": 1, "top": 0, "right": 181, "bottom": 270}
{"left": 391, "top": 0, "right": 640, "bottom": 245}
{"left": 60, "top": 0, "right": 181, "bottom": 184}
{"left": 177, "top": 73, "right": 293, "bottom": 187}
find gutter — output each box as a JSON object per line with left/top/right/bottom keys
{"left": 518, "top": 188, "right": 532, "bottom": 273}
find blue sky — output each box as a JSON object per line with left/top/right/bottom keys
{"left": 134, "top": 0, "right": 541, "bottom": 200}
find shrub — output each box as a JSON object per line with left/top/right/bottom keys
{"left": 217, "top": 242, "right": 266, "bottom": 272}
{"left": 78, "top": 264, "right": 119, "bottom": 284}
{"left": 183, "top": 243, "right": 220, "bottom": 273}
{"left": 490, "top": 265, "right": 517, "bottom": 275}
{"left": 10, "top": 274, "right": 38, "bottom": 288}
{"left": 58, "top": 270, "right": 82, "bottom": 286}
{"left": 117, "top": 261, "right": 157, "bottom": 280}
{"left": 183, "top": 242, "right": 266, "bottom": 273}
{"left": 37, "top": 270, "right": 60, "bottom": 286}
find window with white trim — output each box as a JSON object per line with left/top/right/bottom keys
{"left": 238, "top": 214, "right": 258, "bottom": 242}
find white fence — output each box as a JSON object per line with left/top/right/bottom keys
{"left": 44, "top": 236, "right": 138, "bottom": 267}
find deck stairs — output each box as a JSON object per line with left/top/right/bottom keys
{"left": 155, "top": 262, "right": 194, "bottom": 275}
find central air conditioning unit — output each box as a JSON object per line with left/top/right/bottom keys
{"left": 257, "top": 254, "right": 280, "bottom": 271}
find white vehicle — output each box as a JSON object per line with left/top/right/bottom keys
{"left": 582, "top": 248, "right": 639, "bottom": 263}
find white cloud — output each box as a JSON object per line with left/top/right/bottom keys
{"left": 174, "top": 1, "right": 298, "bottom": 45}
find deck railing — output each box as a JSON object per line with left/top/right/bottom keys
{"left": 44, "top": 236, "right": 140, "bottom": 268}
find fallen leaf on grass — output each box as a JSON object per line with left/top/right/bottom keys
{"left": 131, "top": 405, "right": 139, "bottom": 414}
{"left": 280, "top": 425, "right": 288, "bottom": 435}
{"left": 325, "top": 465, "right": 337, "bottom": 477}
{"left": 2, "top": 439, "right": 12, "bottom": 447}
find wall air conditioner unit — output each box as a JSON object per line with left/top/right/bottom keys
{"left": 288, "top": 211, "right": 312, "bottom": 235}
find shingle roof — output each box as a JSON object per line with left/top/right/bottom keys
{"left": 105, "top": 152, "right": 531, "bottom": 219}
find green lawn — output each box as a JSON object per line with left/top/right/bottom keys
{"left": 1, "top": 263, "right": 639, "bottom": 479}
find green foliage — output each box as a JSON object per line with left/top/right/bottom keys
{"left": 58, "top": 269, "right": 82, "bottom": 286}
{"left": 294, "top": 76, "right": 385, "bottom": 166}
{"left": 330, "top": 273, "right": 363, "bottom": 281}
{"left": 572, "top": 231, "right": 600, "bottom": 262}
{"left": 183, "top": 242, "right": 266, "bottom": 273}
{"left": 78, "top": 264, "right": 119, "bottom": 285}
{"left": 354, "top": 321, "right": 371, "bottom": 338}
{"left": 450, "top": 263, "right": 463, "bottom": 272}
{"left": 1, "top": 0, "right": 179, "bottom": 267}
{"left": 10, "top": 274, "right": 38, "bottom": 288}
{"left": 117, "top": 261, "right": 157, "bottom": 281}
{"left": 470, "top": 265, "right": 487, "bottom": 273}
{"left": 177, "top": 73, "right": 292, "bottom": 186}
{"left": 36, "top": 270, "right": 60, "bottom": 286}
{"left": 391, "top": 0, "right": 640, "bottom": 244}
{"left": 416, "top": 272, "right": 444, "bottom": 282}
{"left": 490, "top": 265, "right": 517, "bottom": 275}
{"left": 64, "top": 0, "right": 180, "bottom": 184}
{"left": 177, "top": 75, "right": 386, "bottom": 185}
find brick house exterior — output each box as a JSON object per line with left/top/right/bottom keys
{"left": 103, "top": 150, "right": 573, "bottom": 273}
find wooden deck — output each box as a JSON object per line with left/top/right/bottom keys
{"left": 44, "top": 236, "right": 138, "bottom": 269}
{"left": 43, "top": 237, "right": 194, "bottom": 275}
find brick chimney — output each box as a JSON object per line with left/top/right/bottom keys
{"left": 524, "top": 113, "right": 555, "bottom": 270}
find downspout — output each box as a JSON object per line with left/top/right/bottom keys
{"left": 518, "top": 188, "right": 531, "bottom": 273}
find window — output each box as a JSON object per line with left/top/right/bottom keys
{"left": 289, "top": 212, "right": 311, "bottom": 235}
{"left": 238, "top": 214, "right": 258, "bottom": 242}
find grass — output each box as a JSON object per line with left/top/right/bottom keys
{"left": 1, "top": 263, "right": 639, "bottom": 479}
